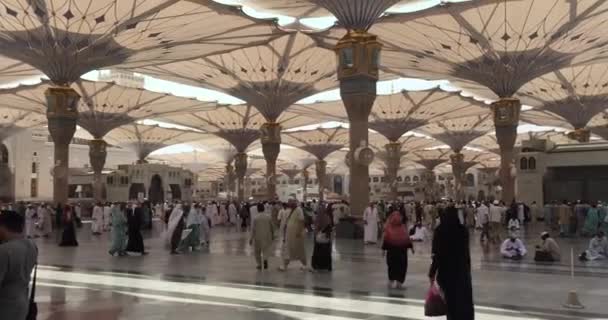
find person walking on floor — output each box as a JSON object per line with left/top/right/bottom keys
{"left": 24, "top": 204, "right": 37, "bottom": 239}
{"left": 429, "top": 204, "right": 474, "bottom": 320}
{"left": 125, "top": 202, "right": 147, "bottom": 255}
{"left": 166, "top": 204, "right": 185, "bottom": 255}
{"left": 250, "top": 203, "right": 275, "bottom": 270}
{"left": 109, "top": 203, "right": 128, "bottom": 256}
{"left": 363, "top": 202, "right": 379, "bottom": 245}
{"left": 91, "top": 202, "right": 104, "bottom": 235}
{"left": 382, "top": 212, "right": 414, "bottom": 289}
{"left": 37, "top": 203, "right": 52, "bottom": 238}
{"left": 311, "top": 207, "right": 333, "bottom": 272}
{"left": 279, "top": 197, "right": 307, "bottom": 271}
{"left": 58, "top": 205, "right": 78, "bottom": 247}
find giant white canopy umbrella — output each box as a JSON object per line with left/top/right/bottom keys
{"left": 131, "top": 32, "right": 339, "bottom": 199}
{"left": 311, "top": 0, "right": 608, "bottom": 203}
{"left": 0, "top": 0, "right": 284, "bottom": 204}
{"left": 517, "top": 63, "right": 608, "bottom": 142}
{"left": 105, "top": 123, "right": 207, "bottom": 164}
{"left": 156, "top": 103, "right": 323, "bottom": 200}
{"left": 0, "top": 78, "right": 218, "bottom": 200}
{"left": 282, "top": 126, "right": 349, "bottom": 201}
{"left": 0, "top": 108, "right": 46, "bottom": 142}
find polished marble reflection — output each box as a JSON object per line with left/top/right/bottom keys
{"left": 30, "top": 222, "right": 608, "bottom": 320}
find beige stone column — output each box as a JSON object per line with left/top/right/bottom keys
{"left": 260, "top": 122, "right": 281, "bottom": 200}
{"left": 492, "top": 98, "right": 521, "bottom": 203}
{"left": 225, "top": 163, "right": 235, "bottom": 200}
{"left": 384, "top": 142, "right": 401, "bottom": 201}
{"left": 302, "top": 169, "right": 309, "bottom": 202}
{"left": 234, "top": 152, "right": 247, "bottom": 202}
{"left": 335, "top": 30, "right": 380, "bottom": 217}
{"left": 450, "top": 152, "right": 465, "bottom": 201}
{"left": 422, "top": 170, "right": 437, "bottom": 201}
{"left": 46, "top": 87, "right": 80, "bottom": 206}
{"left": 315, "top": 160, "right": 327, "bottom": 202}
{"left": 89, "top": 139, "right": 107, "bottom": 202}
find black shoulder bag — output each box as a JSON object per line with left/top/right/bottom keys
{"left": 26, "top": 264, "right": 37, "bottom": 320}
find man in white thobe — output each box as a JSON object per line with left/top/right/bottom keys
{"left": 501, "top": 233, "right": 527, "bottom": 260}
{"left": 24, "top": 204, "right": 37, "bottom": 238}
{"left": 363, "top": 203, "right": 379, "bottom": 244}
{"left": 228, "top": 202, "right": 238, "bottom": 226}
{"left": 91, "top": 203, "right": 104, "bottom": 235}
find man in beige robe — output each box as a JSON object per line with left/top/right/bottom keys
{"left": 279, "top": 197, "right": 307, "bottom": 271}
{"left": 250, "top": 203, "right": 275, "bottom": 270}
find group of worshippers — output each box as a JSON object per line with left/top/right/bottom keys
{"left": 165, "top": 201, "right": 239, "bottom": 228}
{"left": 107, "top": 202, "right": 148, "bottom": 256}
{"left": 163, "top": 202, "right": 211, "bottom": 254}
{"left": 542, "top": 200, "right": 608, "bottom": 237}
{"left": 246, "top": 197, "right": 334, "bottom": 272}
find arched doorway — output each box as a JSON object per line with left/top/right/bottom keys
{"left": 333, "top": 176, "right": 343, "bottom": 195}
{"left": 0, "top": 144, "right": 13, "bottom": 202}
{"left": 169, "top": 184, "right": 182, "bottom": 200}
{"left": 149, "top": 175, "right": 164, "bottom": 203}
{"left": 129, "top": 183, "right": 146, "bottom": 201}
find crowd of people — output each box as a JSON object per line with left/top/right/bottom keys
{"left": 3, "top": 196, "right": 608, "bottom": 320}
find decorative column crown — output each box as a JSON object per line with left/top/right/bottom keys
{"left": 315, "top": 160, "right": 328, "bottom": 186}
{"left": 89, "top": 139, "right": 108, "bottom": 173}
{"left": 384, "top": 142, "right": 402, "bottom": 183}
{"left": 491, "top": 98, "right": 521, "bottom": 127}
{"left": 234, "top": 152, "right": 248, "bottom": 179}
{"left": 335, "top": 30, "right": 382, "bottom": 81}
{"left": 260, "top": 122, "right": 282, "bottom": 145}
{"left": 45, "top": 87, "right": 80, "bottom": 145}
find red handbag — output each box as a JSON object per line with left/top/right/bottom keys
{"left": 424, "top": 283, "right": 447, "bottom": 317}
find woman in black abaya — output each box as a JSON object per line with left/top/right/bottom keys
{"left": 126, "top": 203, "right": 147, "bottom": 255}
{"left": 428, "top": 204, "right": 474, "bottom": 320}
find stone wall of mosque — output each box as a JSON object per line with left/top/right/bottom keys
{"left": 2, "top": 128, "right": 138, "bottom": 202}
{"left": 105, "top": 164, "right": 195, "bottom": 203}
{"left": 517, "top": 141, "right": 608, "bottom": 204}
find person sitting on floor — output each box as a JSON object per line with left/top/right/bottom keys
{"left": 408, "top": 223, "right": 429, "bottom": 242}
{"left": 534, "top": 232, "right": 561, "bottom": 262}
{"left": 501, "top": 232, "right": 527, "bottom": 260}
{"left": 508, "top": 217, "right": 520, "bottom": 231}
{"left": 579, "top": 231, "right": 608, "bottom": 261}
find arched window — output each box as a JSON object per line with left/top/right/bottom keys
{"left": 520, "top": 157, "right": 528, "bottom": 170}
{"left": 413, "top": 176, "right": 419, "bottom": 182}
{"left": 404, "top": 176, "right": 411, "bottom": 182}
{"left": 465, "top": 173, "right": 475, "bottom": 187}
{"left": 528, "top": 157, "right": 536, "bottom": 170}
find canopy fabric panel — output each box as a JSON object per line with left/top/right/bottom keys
{"left": 0, "top": 0, "right": 285, "bottom": 84}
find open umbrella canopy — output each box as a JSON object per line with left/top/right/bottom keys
{"left": 0, "top": 79, "right": 219, "bottom": 139}
{"left": 128, "top": 32, "right": 341, "bottom": 122}
{"left": 293, "top": 87, "right": 489, "bottom": 142}
{"left": 0, "top": 0, "right": 285, "bottom": 84}
{"left": 311, "top": 0, "right": 608, "bottom": 100}
{"left": 517, "top": 63, "right": 608, "bottom": 130}
{"left": 282, "top": 126, "right": 349, "bottom": 160}
{"left": 417, "top": 112, "right": 494, "bottom": 152}
{"left": 105, "top": 123, "right": 207, "bottom": 162}
{"left": 0, "top": 107, "right": 46, "bottom": 141}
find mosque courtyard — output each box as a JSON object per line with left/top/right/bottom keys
{"left": 31, "top": 223, "right": 608, "bottom": 320}
{"left": 3, "top": 1, "right": 608, "bottom": 320}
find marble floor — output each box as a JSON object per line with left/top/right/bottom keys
{"left": 30, "top": 222, "right": 608, "bottom": 320}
